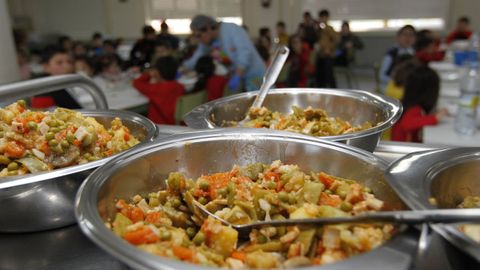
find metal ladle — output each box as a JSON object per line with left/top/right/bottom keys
{"left": 237, "top": 45, "right": 290, "bottom": 126}
{"left": 189, "top": 196, "right": 480, "bottom": 238}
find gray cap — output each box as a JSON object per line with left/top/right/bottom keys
{"left": 190, "top": 14, "right": 217, "bottom": 31}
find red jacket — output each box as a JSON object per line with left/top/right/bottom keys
{"left": 133, "top": 73, "right": 185, "bottom": 124}
{"left": 446, "top": 30, "right": 472, "bottom": 44}
{"left": 206, "top": 75, "right": 228, "bottom": 101}
{"left": 416, "top": 50, "right": 445, "bottom": 64}
{"left": 391, "top": 105, "right": 438, "bottom": 143}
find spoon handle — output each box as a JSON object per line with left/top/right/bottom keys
{"left": 250, "top": 45, "right": 290, "bottom": 109}
{"left": 239, "top": 209, "right": 480, "bottom": 230}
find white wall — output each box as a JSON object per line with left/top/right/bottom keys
{"left": 448, "top": 0, "right": 480, "bottom": 30}
{"left": 0, "top": 0, "right": 20, "bottom": 84}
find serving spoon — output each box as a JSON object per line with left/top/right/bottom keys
{"left": 189, "top": 197, "right": 480, "bottom": 237}
{"left": 236, "top": 45, "right": 290, "bottom": 126}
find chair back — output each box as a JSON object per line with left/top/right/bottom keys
{"left": 175, "top": 90, "right": 207, "bottom": 124}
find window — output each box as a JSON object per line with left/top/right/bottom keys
{"left": 303, "top": 0, "right": 448, "bottom": 32}
{"left": 146, "top": 0, "right": 242, "bottom": 35}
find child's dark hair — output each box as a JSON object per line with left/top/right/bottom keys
{"left": 154, "top": 56, "right": 178, "bottom": 81}
{"left": 458, "top": 16, "right": 470, "bottom": 24}
{"left": 318, "top": 9, "right": 330, "bottom": 18}
{"left": 95, "top": 54, "right": 119, "bottom": 74}
{"left": 74, "top": 56, "right": 93, "bottom": 68}
{"left": 415, "top": 36, "right": 434, "bottom": 51}
{"left": 397, "top": 25, "right": 416, "bottom": 36}
{"left": 391, "top": 55, "right": 421, "bottom": 86}
{"left": 41, "top": 45, "right": 68, "bottom": 64}
{"left": 402, "top": 65, "right": 439, "bottom": 114}
{"left": 192, "top": 56, "right": 215, "bottom": 93}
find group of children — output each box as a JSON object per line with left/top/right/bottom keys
{"left": 381, "top": 16, "right": 475, "bottom": 143}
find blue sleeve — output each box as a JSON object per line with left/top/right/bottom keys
{"left": 229, "top": 26, "right": 256, "bottom": 70}
{"left": 183, "top": 44, "right": 209, "bottom": 70}
{"left": 379, "top": 54, "right": 393, "bottom": 85}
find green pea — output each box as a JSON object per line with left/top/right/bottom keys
{"left": 45, "top": 132, "right": 55, "bottom": 140}
{"left": 198, "top": 197, "right": 208, "bottom": 205}
{"left": 227, "top": 182, "right": 235, "bottom": 193}
{"left": 61, "top": 140, "right": 70, "bottom": 148}
{"left": 364, "top": 187, "right": 372, "bottom": 194}
{"left": 50, "top": 127, "right": 60, "bottom": 133}
{"left": 267, "top": 181, "right": 276, "bottom": 189}
{"left": 7, "top": 162, "right": 18, "bottom": 171}
{"left": 278, "top": 191, "right": 289, "bottom": 203}
{"left": 288, "top": 195, "right": 296, "bottom": 204}
{"left": 84, "top": 153, "right": 92, "bottom": 159}
{"left": 171, "top": 198, "right": 181, "bottom": 208}
{"left": 66, "top": 133, "right": 76, "bottom": 143}
{"left": 48, "top": 139, "right": 59, "bottom": 147}
{"left": 0, "top": 155, "right": 11, "bottom": 165}
{"left": 160, "top": 229, "right": 171, "bottom": 241}
{"left": 217, "top": 187, "right": 227, "bottom": 197}
{"left": 48, "top": 120, "right": 59, "bottom": 127}
{"left": 7, "top": 170, "right": 18, "bottom": 176}
{"left": 27, "top": 121, "right": 37, "bottom": 130}
{"left": 340, "top": 202, "right": 353, "bottom": 212}
{"left": 186, "top": 227, "right": 196, "bottom": 238}
{"left": 325, "top": 189, "right": 333, "bottom": 195}
{"left": 198, "top": 179, "right": 209, "bottom": 190}
{"left": 336, "top": 190, "right": 347, "bottom": 199}
{"left": 257, "top": 234, "right": 267, "bottom": 244}
{"left": 17, "top": 99, "right": 26, "bottom": 107}
{"left": 192, "top": 231, "right": 206, "bottom": 245}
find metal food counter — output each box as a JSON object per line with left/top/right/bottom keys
{"left": 1, "top": 126, "right": 478, "bottom": 270}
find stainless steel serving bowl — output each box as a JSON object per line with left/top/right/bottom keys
{"left": 75, "top": 128, "right": 418, "bottom": 270}
{"left": 0, "top": 110, "right": 158, "bottom": 232}
{"left": 386, "top": 147, "right": 480, "bottom": 261}
{"left": 184, "top": 88, "right": 402, "bottom": 152}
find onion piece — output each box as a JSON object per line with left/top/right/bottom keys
{"left": 17, "top": 157, "right": 49, "bottom": 173}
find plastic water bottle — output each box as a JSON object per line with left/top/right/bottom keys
{"left": 454, "top": 61, "right": 480, "bottom": 136}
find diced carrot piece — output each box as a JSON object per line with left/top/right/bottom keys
{"left": 145, "top": 212, "right": 163, "bottom": 225}
{"left": 319, "top": 172, "right": 335, "bottom": 189}
{"left": 319, "top": 193, "right": 342, "bottom": 207}
{"left": 5, "top": 141, "right": 25, "bottom": 158}
{"left": 231, "top": 251, "right": 246, "bottom": 262}
{"left": 173, "top": 246, "right": 195, "bottom": 262}
{"left": 123, "top": 226, "right": 158, "bottom": 245}
{"left": 127, "top": 207, "right": 145, "bottom": 223}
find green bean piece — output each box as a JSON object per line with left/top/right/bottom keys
{"left": 7, "top": 162, "right": 19, "bottom": 171}
{"left": 198, "top": 197, "right": 208, "bottom": 205}
{"left": 217, "top": 187, "right": 228, "bottom": 197}
{"left": 66, "top": 133, "right": 75, "bottom": 143}
{"left": 192, "top": 231, "right": 206, "bottom": 245}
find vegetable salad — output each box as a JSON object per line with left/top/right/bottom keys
{"left": 0, "top": 101, "right": 139, "bottom": 177}
{"left": 108, "top": 161, "right": 394, "bottom": 269}
{"left": 232, "top": 106, "right": 373, "bottom": 137}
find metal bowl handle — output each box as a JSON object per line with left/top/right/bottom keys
{"left": 184, "top": 103, "right": 215, "bottom": 128}
{"left": 0, "top": 74, "right": 108, "bottom": 109}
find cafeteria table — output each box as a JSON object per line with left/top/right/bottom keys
{"left": 424, "top": 116, "right": 480, "bottom": 147}
{"left": 1, "top": 131, "right": 479, "bottom": 270}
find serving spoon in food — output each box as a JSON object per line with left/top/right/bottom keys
{"left": 236, "top": 45, "right": 290, "bottom": 126}
{"left": 188, "top": 196, "right": 480, "bottom": 237}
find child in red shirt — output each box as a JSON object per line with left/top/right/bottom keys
{"left": 192, "top": 56, "right": 227, "bottom": 101}
{"left": 392, "top": 65, "right": 448, "bottom": 142}
{"left": 133, "top": 56, "right": 185, "bottom": 124}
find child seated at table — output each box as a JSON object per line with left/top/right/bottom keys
{"left": 192, "top": 56, "right": 227, "bottom": 101}
{"left": 384, "top": 55, "right": 421, "bottom": 100}
{"left": 391, "top": 65, "right": 449, "bottom": 142}
{"left": 31, "top": 45, "right": 82, "bottom": 109}
{"left": 133, "top": 56, "right": 185, "bottom": 124}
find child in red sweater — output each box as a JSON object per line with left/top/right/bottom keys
{"left": 392, "top": 65, "right": 448, "bottom": 142}
{"left": 133, "top": 56, "right": 185, "bottom": 124}
{"left": 192, "top": 56, "right": 227, "bottom": 101}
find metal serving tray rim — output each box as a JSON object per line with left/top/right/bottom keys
{"left": 75, "top": 128, "right": 415, "bottom": 270}
{"left": 185, "top": 88, "right": 402, "bottom": 140}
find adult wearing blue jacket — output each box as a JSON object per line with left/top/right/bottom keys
{"left": 183, "top": 14, "right": 266, "bottom": 92}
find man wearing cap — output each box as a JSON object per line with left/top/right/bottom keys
{"left": 183, "top": 14, "right": 266, "bottom": 92}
